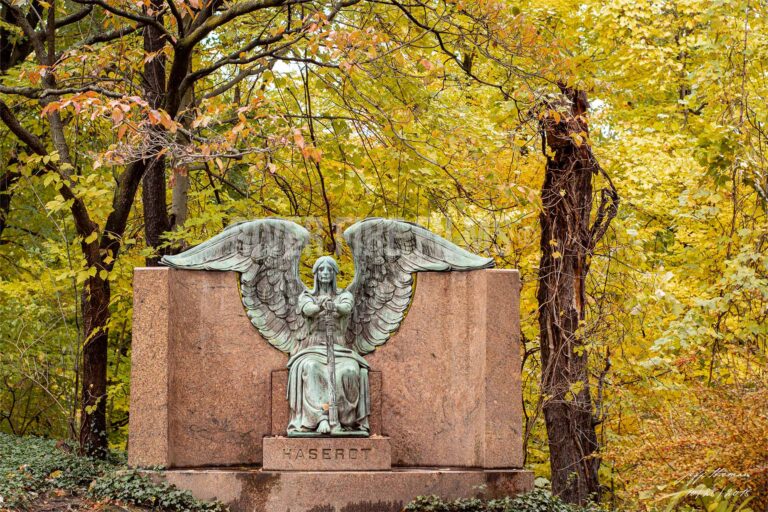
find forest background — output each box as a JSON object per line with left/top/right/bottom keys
{"left": 0, "top": 0, "right": 766, "bottom": 511}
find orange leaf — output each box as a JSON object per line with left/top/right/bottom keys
{"left": 293, "top": 129, "right": 305, "bottom": 149}
{"left": 111, "top": 108, "right": 124, "bottom": 125}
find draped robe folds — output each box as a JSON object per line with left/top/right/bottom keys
{"left": 287, "top": 290, "right": 370, "bottom": 433}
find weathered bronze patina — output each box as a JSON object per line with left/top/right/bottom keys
{"left": 161, "top": 218, "right": 493, "bottom": 436}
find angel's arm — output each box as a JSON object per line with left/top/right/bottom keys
{"left": 334, "top": 292, "right": 353, "bottom": 317}
{"left": 298, "top": 293, "right": 321, "bottom": 318}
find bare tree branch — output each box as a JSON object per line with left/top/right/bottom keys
{"left": 71, "top": 0, "right": 174, "bottom": 42}
{"left": 0, "top": 85, "right": 124, "bottom": 99}
{"left": 54, "top": 6, "right": 92, "bottom": 28}
{"left": 75, "top": 24, "right": 139, "bottom": 47}
{"left": 179, "top": 0, "right": 309, "bottom": 48}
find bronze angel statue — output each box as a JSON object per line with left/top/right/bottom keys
{"left": 161, "top": 218, "right": 493, "bottom": 437}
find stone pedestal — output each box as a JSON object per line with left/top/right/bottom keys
{"left": 263, "top": 436, "right": 391, "bottom": 471}
{"left": 159, "top": 468, "right": 534, "bottom": 512}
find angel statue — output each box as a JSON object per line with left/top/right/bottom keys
{"left": 160, "top": 218, "right": 494, "bottom": 437}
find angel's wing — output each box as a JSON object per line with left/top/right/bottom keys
{"left": 160, "top": 219, "right": 310, "bottom": 354}
{"left": 343, "top": 218, "right": 494, "bottom": 354}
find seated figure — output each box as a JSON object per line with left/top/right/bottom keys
{"left": 287, "top": 256, "right": 369, "bottom": 435}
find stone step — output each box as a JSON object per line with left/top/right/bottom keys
{"left": 159, "top": 467, "right": 534, "bottom": 512}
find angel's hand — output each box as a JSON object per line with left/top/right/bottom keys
{"left": 323, "top": 299, "right": 336, "bottom": 312}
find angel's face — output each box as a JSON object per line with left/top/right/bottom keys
{"left": 316, "top": 262, "right": 336, "bottom": 285}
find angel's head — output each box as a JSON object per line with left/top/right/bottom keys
{"left": 312, "top": 255, "right": 339, "bottom": 292}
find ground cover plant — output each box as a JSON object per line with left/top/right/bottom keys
{"left": 0, "top": 433, "right": 223, "bottom": 511}
{"left": 405, "top": 491, "right": 603, "bottom": 512}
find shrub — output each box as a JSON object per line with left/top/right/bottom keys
{"left": 605, "top": 384, "right": 768, "bottom": 510}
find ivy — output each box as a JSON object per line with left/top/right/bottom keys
{"left": 0, "top": 433, "right": 224, "bottom": 511}
{"left": 405, "top": 490, "right": 605, "bottom": 512}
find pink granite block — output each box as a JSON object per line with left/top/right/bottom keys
{"left": 128, "top": 268, "right": 171, "bottom": 467}
{"left": 166, "top": 269, "right": 286, "bottom": 467}
{"left": 367, "top": 270, "right": 523, "bottom": 468}
{"left": 484, "top": 269, "right": 523, "bottom": 468}
{"left": 368, "top": 370, "right": 383, "bottom": 435}
{"left": 129, "top": 268, "right": 523, "bottom": 469}
{"left": 270, "top": 370, "right": 290, "bottom": 437}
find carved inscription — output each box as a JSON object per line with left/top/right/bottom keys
{"left": 262, "top": 437, "right": 392, "bottom": 471}
{"left": 282, "top": 447, "right": 373, "bottom": 461}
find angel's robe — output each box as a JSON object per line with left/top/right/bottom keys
{"left": 287, "top": 290, "right": 370, "bottom": 433}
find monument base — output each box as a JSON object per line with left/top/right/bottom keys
{"left": 158, "top": 467, "right": 534, "bottom": 512}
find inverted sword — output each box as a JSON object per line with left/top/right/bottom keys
{"left": 324, "top": 299, "right": 340, "bottom": 430}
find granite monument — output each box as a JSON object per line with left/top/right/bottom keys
{"left": 129, "top": 217, "right": 533, "bottom": 511}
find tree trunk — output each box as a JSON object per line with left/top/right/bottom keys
{"left": 0, "top": 2, "right": 148, "bottom": 459}
{"left": 79, "top": 274, "right": 110, "bottom": 457}
{"left": 537, "top": 86, "right": 618, "bottom": 504}
{"left": 141, "top": 0, "right": 170, "bottom": 266}
{"left": 142, "top": 155, "right": 170, "bottom": 265}
{"left": 169, "top": 77, "right": 196, "bottom": 232}
{"left": 78, "top": 159, "right": 147, "bottom": 457}
{"left": 0, "top": 164, "right": 19, "bottom": 242}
